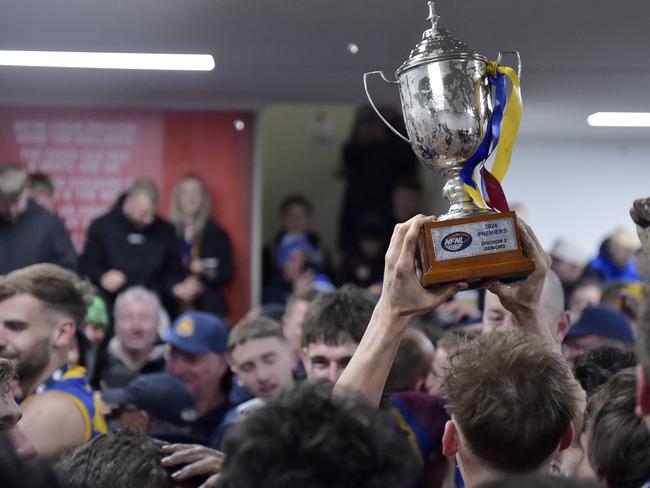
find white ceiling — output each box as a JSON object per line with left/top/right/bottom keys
{"left": 0, "top": 0, "right": 648, "bottom": 140}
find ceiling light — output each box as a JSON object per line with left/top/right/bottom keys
{"left": 347, "top": 43, "right": 359, "bottom": 54}
{"left": 0, "top": 50, "right": 215, "bottom": 71}
{"left": 587, "top": 112, "right": 650, "bottom": 127}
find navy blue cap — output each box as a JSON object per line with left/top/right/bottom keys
{"left": 164, "top": 311, "right": 229, "bottom": 354}
{"left": 102, "top": 372, "right": 197, "bottom": 425}
{"left": 566, "top": 305, "right": 635, "bottom": 344}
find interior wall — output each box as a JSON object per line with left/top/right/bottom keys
{"left": 502, "top": 137, "right": 650, "bottom": 256}
{"left": 0, "top": 107, "right": 255, "bottom": 322}
{"left": 259, "top": 104, "right": 352, "bottom": 266}
{"left": 258, "top": 103, "right": 444, "bottom": 271}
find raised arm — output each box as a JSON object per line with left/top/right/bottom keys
{"left": 335, "top": 215, "right": 466, "bottom": 407}
{"left": 484, "top": 219, "right": 558, "bottom": 347}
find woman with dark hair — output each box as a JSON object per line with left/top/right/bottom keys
{"left": 170, "top": 174, "right": 234, "bottom": 317}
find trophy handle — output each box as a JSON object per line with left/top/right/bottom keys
{"left": 497, "top": 51, "right": 522, "bottom": 79}
{"left": 363, "top": 71, "right": 411, "bottom": 144}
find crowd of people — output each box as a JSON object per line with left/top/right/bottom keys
{"left": 1, "top": 130, "right": 650, "bottom": 488}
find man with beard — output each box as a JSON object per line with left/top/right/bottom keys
{"left": 0, "top": 264, "right": 107, "bottom": 460}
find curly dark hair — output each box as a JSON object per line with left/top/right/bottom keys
{"left": 58, "top": 429, "right": 193, "bottom": 488}
{"left": 301, "top": 285, "right": 375, "bottom": 347}
{"left": 442, "top": 330, "right": 577, "bottom": 474}
{"left": 573, "top": 346, "right": 637, "bottom": 397}
{"left": 219, "top": 382, "right": 419, "bottom": 488}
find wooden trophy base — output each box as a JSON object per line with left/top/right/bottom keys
{"left": 417, "top": 211, "right": 535, "bottom": 288}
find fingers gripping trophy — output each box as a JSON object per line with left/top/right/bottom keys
{"left": 364, "top": 1, "right": 535, "bottom": 287}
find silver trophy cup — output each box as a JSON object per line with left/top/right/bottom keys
{"left": 364, "top": 1, "right": 533, "bottom": 287}
{"left": 364, "top": 1, "right": 520, "bottom": 221}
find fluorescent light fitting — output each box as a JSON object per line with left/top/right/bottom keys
{"left": 0, "top": 50, "right": 215, "bottom": 71}
{"left": 587, "top": 112, "right": 650, "bottom": 127}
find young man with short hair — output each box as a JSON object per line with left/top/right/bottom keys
{"left": 336, "top": 215, "right": 579, "bottom": 486}
{"left": 300, "top": 285, "right": 374, "bottom": 384}
{"left": 0, "top": 264, "right": 107, "bottom": 459}
{"left": 281, "top": 287, "right": 320, "bottom": 369}
{"left": 210, "top": 316, "right": 297, "bottom": 447}
{"left": 229, "top": 316, "right": 295, "bottom": 403}
{"left": 441, "top": 330, "right": 577, "bottom": 486}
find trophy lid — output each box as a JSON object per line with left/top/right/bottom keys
{"left": 396, "top": 1, "right": 487, "bottom": 77}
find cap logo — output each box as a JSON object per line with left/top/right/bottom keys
{"left": 176, "top": 317, "right": 195, "bottom": 337}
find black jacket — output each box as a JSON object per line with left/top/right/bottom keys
{"left": 181, "top": 219, "right": 234, "bottom": 317}
{"left": 79, "top": 198, "right": 182, "bottom": 314}
{"left": 93, "top": 337, "right": 167, "bottom": 389}
{"left": 0, "top": 200, "right": 77, "bottom": 274}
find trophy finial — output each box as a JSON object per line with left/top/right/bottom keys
{"left": 427, "top": 1, "right": 440, "bottom": 29}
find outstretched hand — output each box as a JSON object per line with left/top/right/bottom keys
{"left": 335, "top": 214, "right": 466, "bottom": 407}
{"left": 376, "top": 214, "right": 467, "bottom": 323}
{"left": 161, "top": 443, "right": 224, "bottom": 488}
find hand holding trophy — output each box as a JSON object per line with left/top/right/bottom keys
{"left": 364, "top": 1, "right": 534, "bottom": 287}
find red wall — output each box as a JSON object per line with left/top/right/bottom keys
{"left": 160, "top": 111, "right": 254, "bottom": 323}
{"left": 0, "top": 108, "right": 254, "bottom": 322}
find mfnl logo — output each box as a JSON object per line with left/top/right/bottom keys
{"left": 441, "top": 232, "right": 472, "bottom": 252}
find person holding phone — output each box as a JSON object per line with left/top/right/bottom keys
{"left": 170, "top": 174, "right": 234, "bottom": 317}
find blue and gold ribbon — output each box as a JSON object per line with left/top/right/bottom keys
{"left": 462, "top": 61, "right": 522, "bottom": 212}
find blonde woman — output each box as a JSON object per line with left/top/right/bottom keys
{"left": 170, "top": 174, "right": 234, "bottom": 317}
